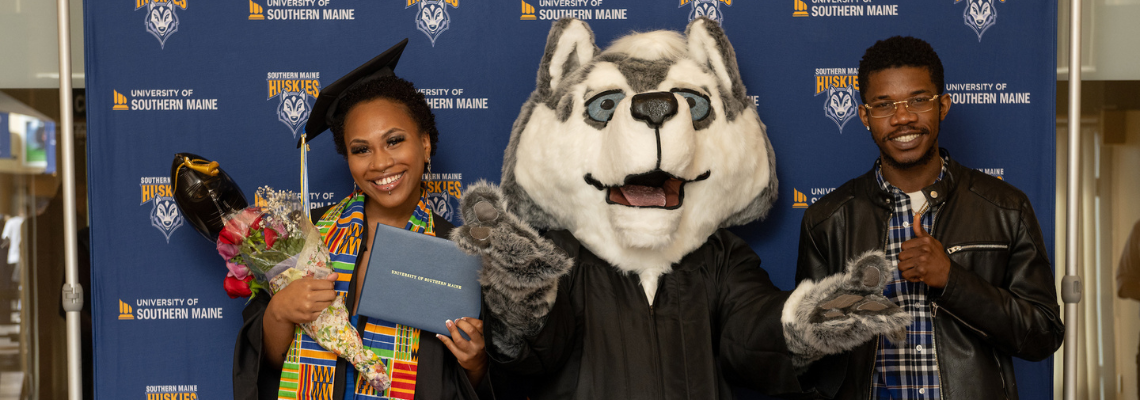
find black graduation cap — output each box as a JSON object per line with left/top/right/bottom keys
{"left": 299, "top": 38, "right": 409, "bottom": 147}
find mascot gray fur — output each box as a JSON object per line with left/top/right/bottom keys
{"left": 451, "top": 18, "right": 909, "bottom": 398}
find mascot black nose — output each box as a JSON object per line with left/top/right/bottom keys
{"left": 630, "top": 92, "right": 678, "bottom": 129}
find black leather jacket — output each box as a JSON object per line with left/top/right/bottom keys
{"left": 795, "top": 154, "right": 1064, "bottom": 400}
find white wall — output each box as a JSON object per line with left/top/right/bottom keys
{"left": 0, "top": 0, "right": 85, "bottom": 88}
{"left": 1058, "top": 0, "right": 1140, "bottom": 80}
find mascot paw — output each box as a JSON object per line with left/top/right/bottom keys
{"left": 450, "top": 181, "right": 574, "bottom": 359}
{"left": 464, "top": 202, "right": 499, "bottom": 248}
{"left": 452, "top": 180, "right": 571, "bottom": 288}
{"left": 465, "top": 201, "right": 503, "bottom": 248}
{"left": 782, "top": 251, "right": 910, "bottom": 369}
{"left": 454, "top": 182, "right": 553, "bottom": 267}
{"left": 451, "top": 182, "right": 574, "bottom": 288}
{"left": 453, "top": 182, "right": 514, "bottom": 252}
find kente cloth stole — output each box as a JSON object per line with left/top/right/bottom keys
{"left": 277, "top": 190, "right": 434, "bottom": 400}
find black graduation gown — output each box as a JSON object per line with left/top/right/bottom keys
{"left": 233, "top": 210, "right": 493, "bottom": 400}
{"left": 488, "top": 229, "right": 812, "bottom": 400}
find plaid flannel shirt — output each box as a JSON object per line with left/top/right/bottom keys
{"left": 870, "top": 158, "right": 948, "bottom": 399}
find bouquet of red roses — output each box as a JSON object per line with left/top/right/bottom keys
{"left": 216, "top": 187, "right": 392, "bottom": 391}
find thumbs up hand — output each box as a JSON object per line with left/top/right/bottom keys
{"left": 898, "top": 214, "right": 951, "bottom": 288}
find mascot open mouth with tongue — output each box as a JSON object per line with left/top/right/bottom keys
{"left": 452, "top": 18, "right": 910, "bottom": 399}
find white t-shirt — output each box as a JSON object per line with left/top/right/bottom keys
{"left": 2, "top": 216, "right": 25, "bottom": 264}
{"left": 906, "top": 191, "right": 928, "bottom": 215}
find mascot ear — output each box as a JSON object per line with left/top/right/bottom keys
{"left": 536, "top": 18, "right": 597, "bottom": 97}
{"left": 685, "top": 17, "right": 747, "bottom": 103}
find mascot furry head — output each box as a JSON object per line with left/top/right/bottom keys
{"left": 500, "top": 18, "right": 776, "bottom": 297}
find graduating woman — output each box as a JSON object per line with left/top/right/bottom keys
{"left": 234, "top": 40, "right": 492, "bottom": 400}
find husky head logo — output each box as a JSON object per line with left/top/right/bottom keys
{"left": 276, "top": 91, "right": 312, "bottom": 137}
{"left": 415, "top": 0, "right": 452, "bottom": 46}
{"left": 962, "top": 0, "right": 997, "bottom": 41}
{"left": 501, "top": 18, "right": 776, "bottom": 282}
{"left": 150, "top": 196, "right": 183, "bottom": 243}
{"left": 426, "top": 191, "right": 456, "bottom": 223}
{"left": 685, "top": 0, "right": 726, "bottom": 24}
{"left": 823, "top": 86, "right": 858, "bottom": 131}
{"left": 144, "top": 1, "right": 181, "bottom": 48}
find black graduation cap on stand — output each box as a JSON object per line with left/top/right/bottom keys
{"left": 299, "top": 38, "right": 409, "bottom": 148}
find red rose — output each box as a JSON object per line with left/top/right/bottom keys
{"left": 264, "top": 228, "right": 279, "bottom": 249}
{"left": 223, "top": 274, "right": 254, "bottom": 299}
{"left": 219, "top": 222, "right": 245, "bottom": 245}
{"left": 249, "top": 213, "right": 264, "bottom": 232}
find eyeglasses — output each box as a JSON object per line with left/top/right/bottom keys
{"left": 862, "top": 94, "right": 943, "bottom": 118}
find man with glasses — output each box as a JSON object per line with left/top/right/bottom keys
{"left": 794, "top": 36, "right": 1064, "bottom": 399}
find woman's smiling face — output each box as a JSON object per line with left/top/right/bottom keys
{"left": 343, "top": 97, "right": 431, "bottom": 214}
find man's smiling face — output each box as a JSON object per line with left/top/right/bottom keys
{"left": 859, "top": 66, "right": 951, "bottom": 170}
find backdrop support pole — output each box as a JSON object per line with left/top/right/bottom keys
{"left": 55, "top": 0, "right": 85, "bottom": 399}
{"left": 1061, "top": 0, "right": 1083, "bottom": 398}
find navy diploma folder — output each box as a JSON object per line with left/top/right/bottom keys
{"left": 357, "top": 223, "right": 483, "bottom": 337}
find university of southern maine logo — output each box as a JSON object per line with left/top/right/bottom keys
{"left": 956, "top": 0, "right": 1002, "bottom": 41}
{"left": 822, "top": 86, "right": 858, "bottom": 131}
{"left": 680, "top": 0, "right": 730, "bottom": 24}
{"left": 150, "top": 196, "right": 183, "bottom": 243}
{"left": 408, "top": 0, "right": 458, "bottom": 47}
{"left": 276, "top": 91, "right": 312, "bottom": 137}
{"left": 813, "top": 68, "right": 860, "bottom": 133}
{"left": 141, "top": 177, "right": 183, "bottom": 243}
{"left": 136, "top": 0, "right": 186, "bottom": 49}
{"left": 266, "top": 72, "right": 321, "bottom": 138}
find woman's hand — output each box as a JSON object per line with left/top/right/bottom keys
{"left": 262, "top": 273, "right": 339, "bottom": 366}
{"left": 267, "top": 273, "right": 341, "bottom": 324}
{"left": 438, "top": 317, "right": 487, "bottom": 387}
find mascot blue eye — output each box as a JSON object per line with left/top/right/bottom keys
{"left": 586, "top": 90, "right": 626, "bottom": 123}
{"left": 672, "top": 89, "right": 710, "bottom": 121}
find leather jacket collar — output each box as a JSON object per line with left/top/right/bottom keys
{"left": 859, "top": 148, "right": 961, "bottom": 211}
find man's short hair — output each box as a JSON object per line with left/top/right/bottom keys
{"left": 857, "top": 36, "right": 944, "bottom": 103}
{"left": 329, "top": 75, "right": 440, "bottom": 158}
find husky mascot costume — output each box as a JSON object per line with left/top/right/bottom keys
{"left": 451, "top": 18, "right": 909, "bottom": 399}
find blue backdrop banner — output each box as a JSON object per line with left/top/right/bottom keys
{"left": 84, "top": 1, "right": 1057, "bottom": 399}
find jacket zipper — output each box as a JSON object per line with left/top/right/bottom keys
{"left": 928, "top": 211, "right": 946, "bottom": 399}
{"left": 645, "top": 281, "right": 664, "bottom": 399}
{"left": 648, "top": 306, "right": 661, "bottom": 399}
{"left": 867, "top": 204, "right": 891, "bottom": 400}
{"left": 993, "top": 350, "right": 1008, "bottom": 396}
{"left": 946, "top": 244, "right": 1008, "bottom": 255}
{"left": 932, "top": 316, "right": 946, "bottom": 399}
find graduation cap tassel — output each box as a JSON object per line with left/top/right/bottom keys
{"left": 300, "top": 133, "right": 310, "bottom": 211}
